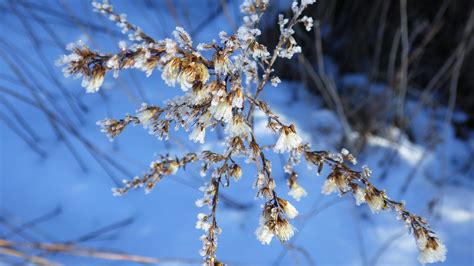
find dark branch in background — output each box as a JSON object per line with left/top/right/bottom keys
{"left": 0, "top": 209, "right": 191, "bottom": 265}
{"left": 1, "top": 207, "right": 62, "bottom": 240}
{"left": 0, "top": 96, "right": 41, "bottom": 143}
{"left": 0, "top": 211, "right": 199, "bottom": 265}
{"left": 9, "top": 2, "right": 88, "bottom": 125}
{"left": 0, "top": 110, "right": 46, "bottom": 158}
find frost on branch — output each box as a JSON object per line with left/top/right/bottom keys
{"left": 57, "top": 0, "right": 446, "bottom": 265}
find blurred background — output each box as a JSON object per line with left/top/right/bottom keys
{"left": 0, "top": 0, "right": 473, "bottom": 265}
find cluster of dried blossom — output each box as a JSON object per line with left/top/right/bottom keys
{"left": 57, "top": 0, "right": 446, "bottom": 264}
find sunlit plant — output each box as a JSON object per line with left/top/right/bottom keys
{"left": 57, "top": 0, "right": 447, "bottom": 264}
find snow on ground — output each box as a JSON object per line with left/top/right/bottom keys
{"left": 1, "top": 1, "right": 473, "bottom": 265}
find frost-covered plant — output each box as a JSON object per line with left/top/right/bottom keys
{"left": 57, "top": 0, "right": 446, "bottom": 264}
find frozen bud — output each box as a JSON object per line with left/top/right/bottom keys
{"left": 330, "top": 152, "right": 344, "bottom": 163}
{"left": 118, "top": 40, "right": 127, "bottom": 51}
{"left": 210, "top": 81, "right": 227, "bottom": 105}
{"left": 394, "top": 200, "right": 406, "bottom": 212}
{"left": 362, "top": 165, "right": 372, "bottom": 178}
{"left": 165, "top": 161, "right": 179, "bottom": 175}
{"left": 341, "top": 148, "right": 349, "bottom": 156}
{"left": 341, "top": 148, "right": 357, "bottom": 165}
{"left": 266, "top": 160, "right": 274, "bottom": 173}
{"left": 163, "top": 38, "right": 178, "bottom": 55}
{"left": 198, "top": 184, "right": 208, "bottom": 192}
{"left": 321, "top": 176, "right": 337, "bottom": 195}
{"left": 225, "top": 114, "right": 251, "bottom": 139}
{"left": 189, "top": 125, "right": 206, "bottom": 144}
{"left": 195, "top": 197, "right": 210, "bottom": 208}
{"left": 198, "top": 111, "right": 212, "bottom": 127}
{"left": 229, "top": 136, "right": 246, "bottom": 155}
{"left": 348, "top": 155, "right": 357, "bottom": 165}
{"left": 178, "top": 61, "right": 209, "bottom": 91}
{"left": 161, "top": 58, "right": 182, "bottom": 87}
{"left": 351, "top": 184, "right": 366, "bottom": 206}
{"left": 258, "top": 187, "right": 273, "bottom": 200}
{"left": 219, "top": 31, "right": 228, "bottom": 42}
{"left": 414, "top": 227, "right": 429, "bottom": 250}
{"left": 196, "top": 213, "right": 211, "bottom": 231}
{"left": 415, "top": 229, "right": 447, "bottom": 264}
{"left": 199, "top": 237, "right": 209, "bottom": 257}
{"left": 249, "top": 140, "right": 261, "bottom": 159}
{"left": 334, "top": 172, "right": 350, "bottom": 192}
{"left": 197, "top": 42, "right": 215, "bottom": 51}
{"left": 266, "top": 120, "right": 280, "bottom": 133}
{"left": 278, "top": 14, "right": 289, "bottom": 28}
{"left": 97, "top": 118, "right": 126, "bottom": 140}
{"left": 275, "top": 218, "right": 295, "bottom": 242}
{"left": 136, "top": 104, "right": 161, "bottom": 128}
{"left": 365, "top": 187, "right": 386, "bottom": 213}
{"left": 255, "top": 172, "right": 266, "bottom": 188}
{"left": 197, "top": 212, "right": 207, "bottom": 220}
{"left": 418, "top": 241, "right": 447, "bottom": 264}
{"left": 301, "top": 16, "right": 314, "bottom": 32}
{"left": 82, "top": 64, "right": 105, "bottom": 93}
{"left": 288, "top": 181, "right": 307, "bottom": 201}
{"left": 277, "top": 198, "right": 299, "bottom": 219}
{"left": 141, "top": 57, "right": 159, "bottom": 77}
{"left": 92, "top": 1, "right": 112, "bottom": 13}
{"left": 231, "top": 87, "right": 244, "bottom": 109}
{"left": 301, "top": 0, "right": 317, "bottom": 7}
{"left": 271, "top": 76, "right": 281, "bottom": 87}
{"left": 241, "top": 0, "right": 269, "bottom": 14}
{"left": 192, "top": 82, "right": 210, "bottom": 105}
{"left": 255, "top": 223, "right": 274, "bottom": 245}
{"left": 211, "top": 96, "right": 233, "bottom": 122}
{"left": 200, "top": 167, "right": 208, "bottom": 177}
{"left": 268, "top": 179, "right": 276, "bottom": 190}
{"left": 106, "top": 55, "right": 119, "bottom": 69}
{"left": 278, "top": 36, "right": 302, "bottom": 59}
{"left": 213, "top": 52, "right": 231, "bottom": 76}
{"left": 291, "top": 1, "right": 298, "bottom": 13}
{"left": 249, "top": 41, "right": 270, "bottom": 59}
{"left": 144, "top": 177, "right": 160, "bottom": 194}
{"left": 230, "top": 164, "right": 242, "bottom": 182}
{"left": 172, "top": 26, "right": 193, "bottom": 47}
{"left": 111, "top": 187, "right": 126, "bottom": 196}
{"left": 274, "top": 124, "right": 302, "bottom": 153}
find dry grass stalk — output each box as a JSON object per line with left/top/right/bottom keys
{"left": 56, "top": 0, "right": 447, "bottom": 264}
{"left": 0, "top": 239, "right": 198, "bottom": 265}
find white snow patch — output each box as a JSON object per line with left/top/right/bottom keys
{"left": 367, "top": 134, "right": 425, "bottom": 165}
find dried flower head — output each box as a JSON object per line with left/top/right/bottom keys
{"left": 277, "top": 197, "right": 299, "bottom": 219}
{"left": 58, "top": 1, "right": 446, "bottom": 264}
{"left": 225, "top": 114, "right": 251, "bottom": 139}
{"left": 288, "top": 173, "right": 307, "bottom": 201}
{"left": 274, "top": 124, "right": 302, "bottom": 153}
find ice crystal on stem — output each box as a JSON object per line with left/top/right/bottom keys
{"left": 58, "top": 0, "right": 446, "bottom": 264}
